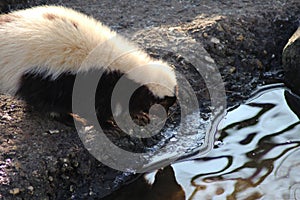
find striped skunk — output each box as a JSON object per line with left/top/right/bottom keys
{"left": 0, "top": 6, "right": 177, "bottom": 126}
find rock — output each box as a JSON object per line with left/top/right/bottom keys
{"left": 48, "top": 129, "right": 60, "bottom": 134}
{"left": 9, "top": 188, "right": 20, "bottom": 195}
{"left": 236, "top": 34, "right": 245, "bottom": 41}
{"left": 0, "top": 0, "right": 27, "bottom": 12}
{"left": 283, "top": 27, "right": 300, "bottom": 95}
{"left": 27, "top": 186, "right": 34, "bottom": 192}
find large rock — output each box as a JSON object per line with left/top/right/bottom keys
{"left": 283, "top": 27, "right": 300, "bottom": 95}
{"left": 0, "top": 0, "right": 60, "bottom": 13}
{"left": 0, "top": 0, "right": 28, "bottom": 12}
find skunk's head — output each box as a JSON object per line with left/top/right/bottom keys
{"left": 129, "top": 85, "right": 177, "bottom": 119}
{"left": 125, "top": 61, "right": 178, "bottom": 121}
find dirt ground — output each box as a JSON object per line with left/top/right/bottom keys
{"left": 0, "top": 0, "right": 299, "bottom": 199}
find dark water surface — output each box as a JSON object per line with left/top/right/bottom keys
{"left": 106, "top": 85, "right": 300, "bottom": 200}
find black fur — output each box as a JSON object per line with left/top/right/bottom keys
{"left": 17, "top": 68, "right": 176, "bottom": 126}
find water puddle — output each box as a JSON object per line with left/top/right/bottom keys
{"left": 173, "top": 84, "right": 300, "bottom": 199}
{"left": 105, "top": 84, "right": 300, "bottom": 199}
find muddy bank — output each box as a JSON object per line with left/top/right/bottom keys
{"left": 0, "top": 0, "right": 299, "bottom": 199}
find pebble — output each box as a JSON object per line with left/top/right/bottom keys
{"left": 48, "top": 176, "right": 54, "bottom": 182}
{"left": 1, "top": 113, "right": 12, "bottom": 121}
{"left": 70, "top": 185, "right": 74, "bottom": 192}
{"left": 9, "top": 188, "right": 20, "bottom": 195}
{"left": 48, "top": 130, "right": 60, "bottom": 134}
{"left": 210, "top": 37, "right": 220, "bottom": 44}
{"left": 229, "top": 67, "right": 236, "bottom": 73}
{"left": 28, "top": 186, "right": 34, "bottom": 192}
{"left": 84, "top": 126, "right": 94, "bottom": 132}
{"left": 236, "top": 34, "right": 244, "bottom": 41}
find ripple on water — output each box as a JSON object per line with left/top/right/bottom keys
{"left": 172, "top": 85, "right": 300, "bottom": 199}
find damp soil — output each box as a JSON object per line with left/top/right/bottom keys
{"left": 0, "top": 0, "right": 299, "bottom": 199}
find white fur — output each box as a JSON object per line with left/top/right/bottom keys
{"left": 0, "top": 6, "right": 177, "bottom": 97}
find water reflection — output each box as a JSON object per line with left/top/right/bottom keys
{"left": 173, "top": 87, "right": 300, "bottom": 199}
{"left": 105, "top": 86, "right": 300, "bottom": 200}
{"left": 104, "top": 166, "right": 185, "bottom": 200}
